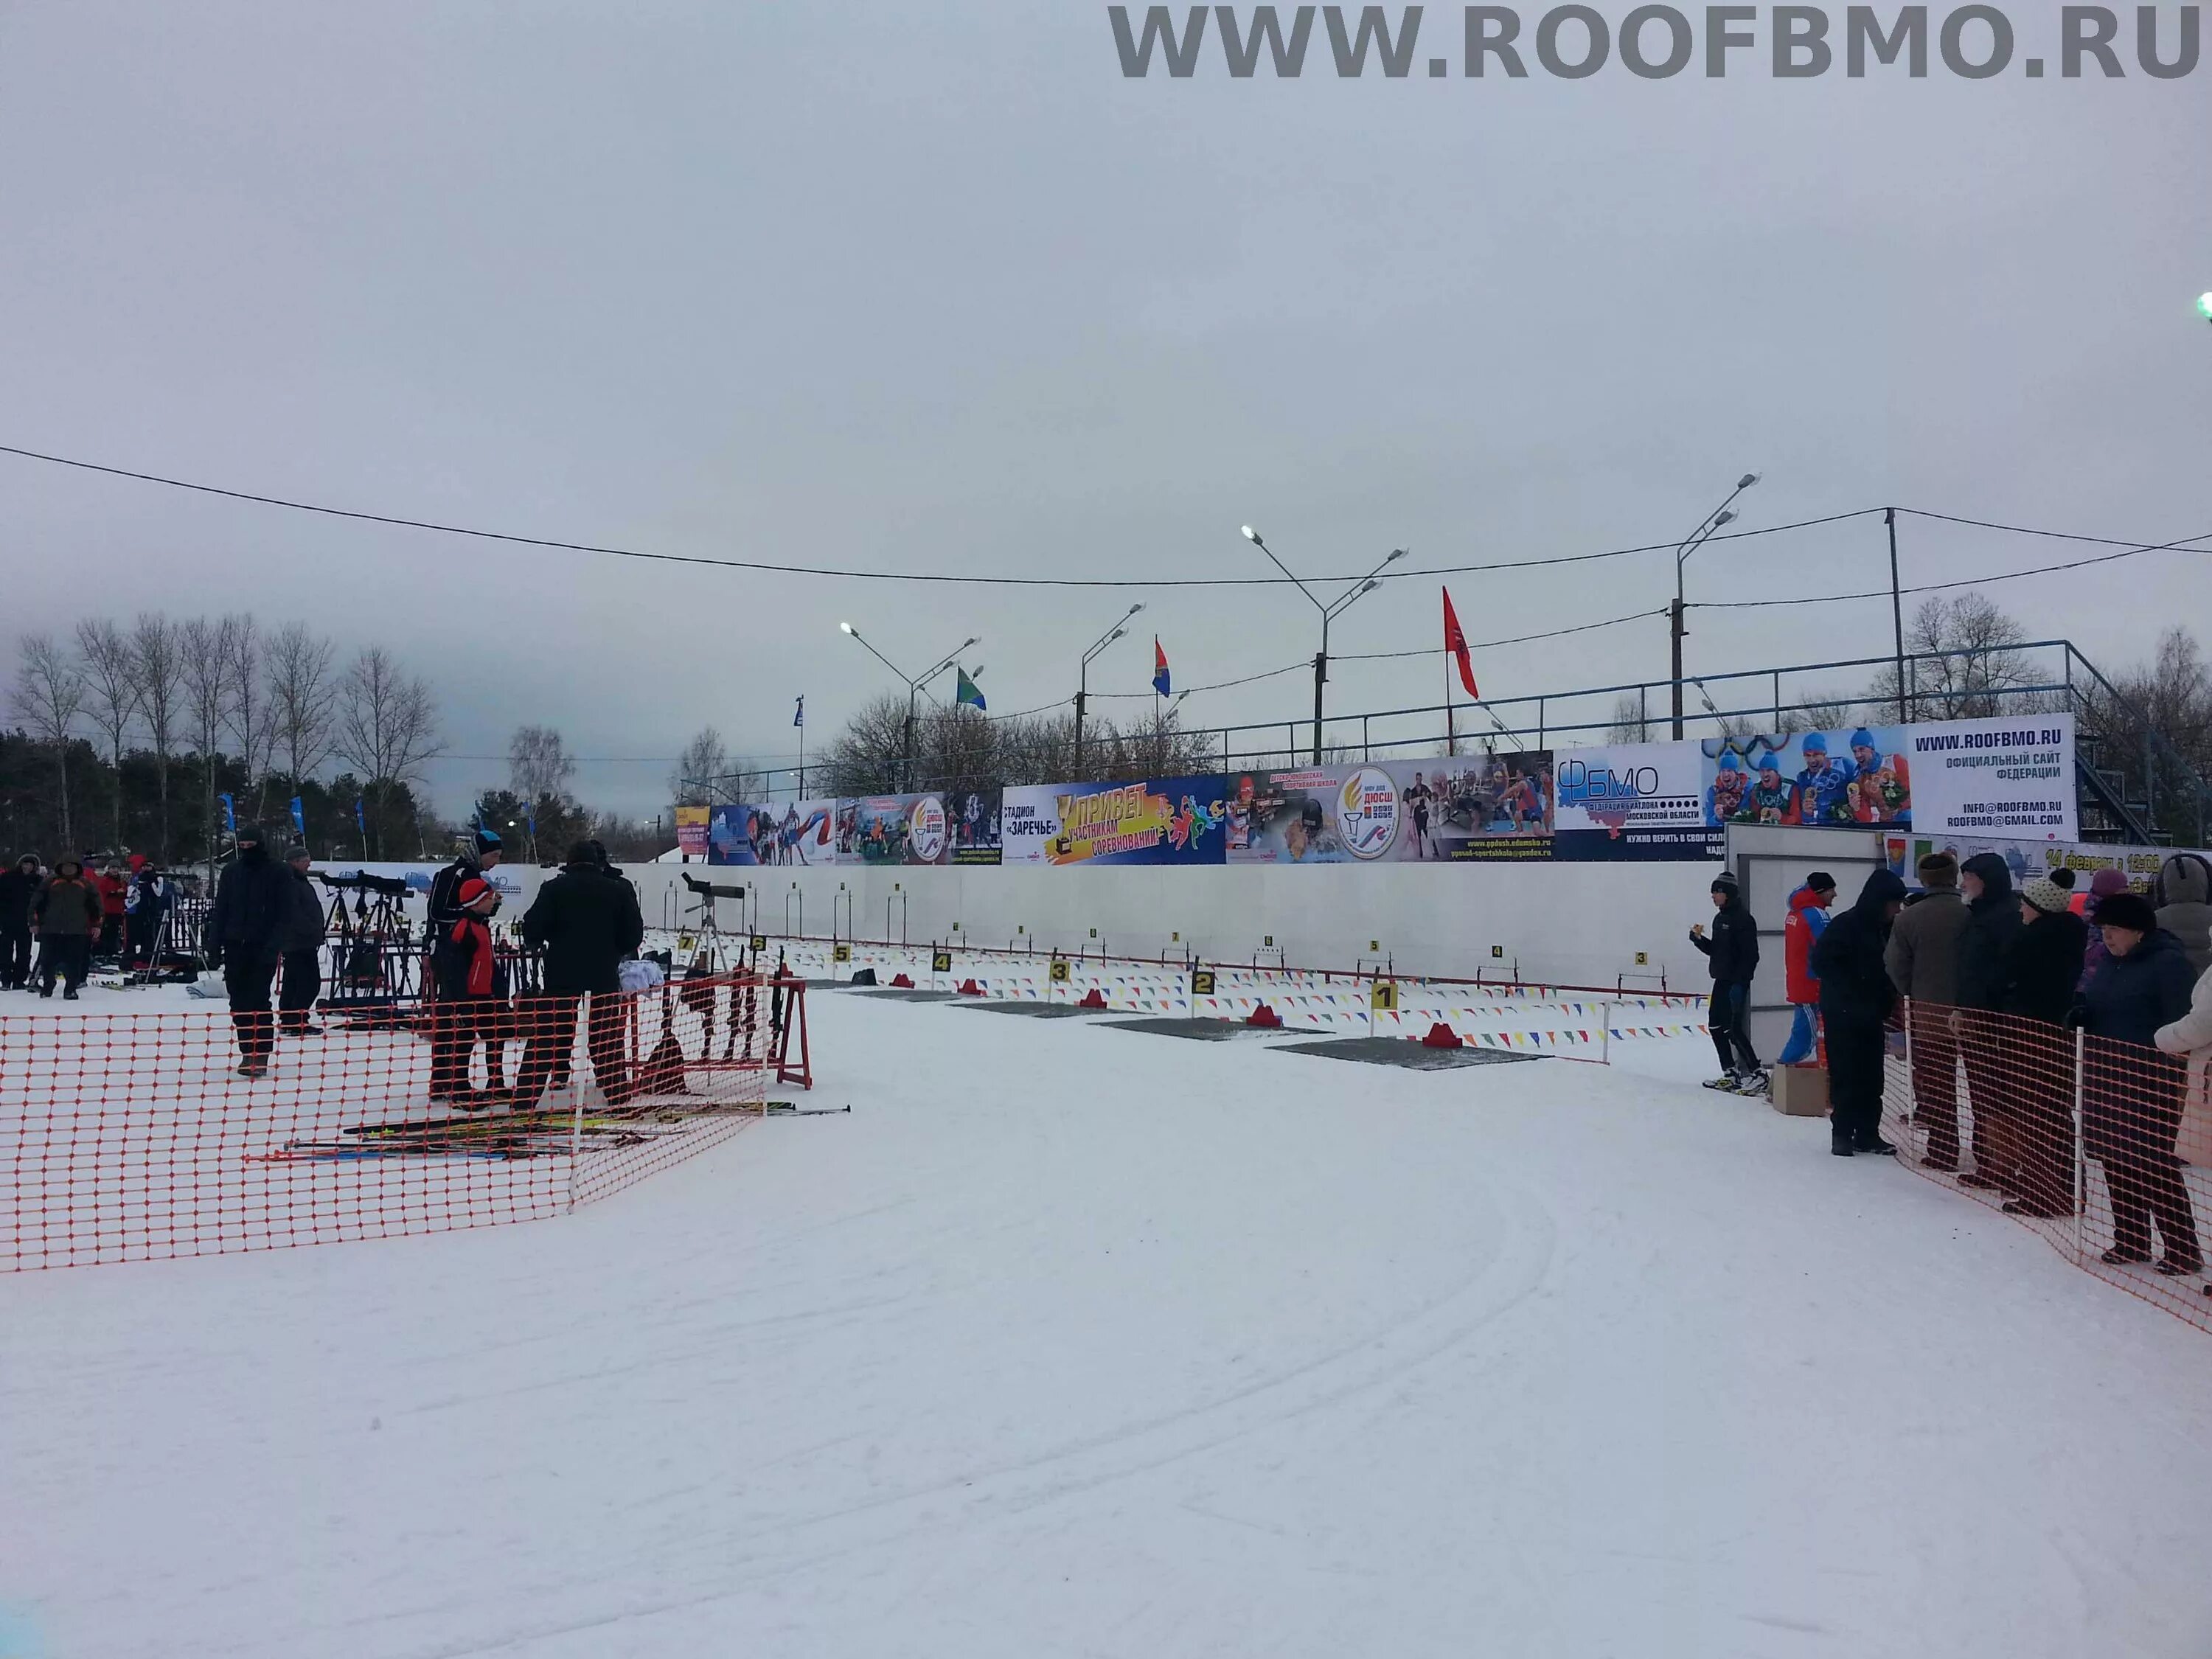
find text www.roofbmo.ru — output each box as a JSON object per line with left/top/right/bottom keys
{"left": 1107, "top": 6, "right": 2204, "bottom": 80}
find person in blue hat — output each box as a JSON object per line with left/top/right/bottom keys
{"left": 1792, "top": 731, "right": 1859, "bottom": 825}
{"left": 1704, "top": 749, "right": 1748, "bottom": 827}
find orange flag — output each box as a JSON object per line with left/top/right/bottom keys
{"left": 1442, "top": 588, "right": 1478, "bottom": 698}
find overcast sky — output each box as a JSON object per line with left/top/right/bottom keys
{"left": 2, "top": 3, "right": 2206, "bottom": 816}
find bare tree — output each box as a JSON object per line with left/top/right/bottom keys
{"left": 221, "top": 613, "right": 275, "bottom": 818}
{"left": 1604, "top": 693, "right": 1651, "bottom": 744}
{"left": 265, "top": 621, "right": 338, "bottom": 788}
{"left": 509, "top": 724, "right": 577, "bottom": 802}
{"left": 1788, "top": 693, "right": 1862, "bottom": 734}
{"left": 131, "top": 613, "right": 185, "bottom": 860}
{"left": 1868, "top": 594, "right": 2037, "bottom": 721}
{"left": 74, "top": 617, "right": 142, "bottom": 851}
{"left": 178, "top": 615, "right": 238, "bottom": 861}
{"left": 13, "top": 633, "right": 86, "bottom": 847}
{"left": 2084, "top": 625, "right": 2212, "bottom": 842}
{"left": 818, "top": 698, "right": 911, "bottom": 796}
{"left": 333, "top": 647, "right": 444, "bottom": 858}
{"left": 670, "top": 727, "right": 732, "bottom": 804}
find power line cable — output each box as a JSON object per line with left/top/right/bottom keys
{"left": 1690, "top": 526, "right": 2212, "bottom": 611}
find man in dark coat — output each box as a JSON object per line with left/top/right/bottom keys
{"left": 205, "top": 826, "right": 298, "bottom": 1076}
{"left": 2077, "top": 890, "right": 2202, "bottom": 1274}
{"left": 0, "top": 852, "right": 41, "bottom": 989}
{"left": 1985, "top": 875, "right": 2090, "bottom": 1217}
{"left": 515, "top": 842, "right": 643, "bottom": 1108}
{"left": 1811, "top": 869, "right": 1908, "bottom": 1156}
{"left": 1885, "top": 851, "right": 1973, "bottom": 1169}
{"left": 30, "top": 854, "right": 103, "bottom": 998}
{"left": 1955, "top": 852, "right": 2025, "bottom": 1190}
{"left": 277, "top": 846, "right": 328, "bottom": 1035}
{"left": 1688, "top": 870, "right": 1762, "bottom": 1089}
{"left": 126, "top": 863, "right": 172, "bottom": 969}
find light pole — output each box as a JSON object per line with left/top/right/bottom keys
{"left": 1072, "top": 604, "right": 1143, "bottom": 776}
{"left": 1669, "top": 473, "right": 1760, "bottom": 740}
{"left": 839, "top": 622, "right": 980, "bottom": 792}
{"left": 2199, "top": 291, "right": 2212, "bottom": 325}
{"left": 1239, "top": 526, "right": 1406, "bottom": 764}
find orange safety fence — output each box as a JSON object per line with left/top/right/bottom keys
{"left": 1, "top": 973, "right": 805, "bottom": 1273}
{"left": 1877, "top": 1000, "right": 2212, "bottom": 1334}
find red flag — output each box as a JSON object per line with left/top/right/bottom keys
{"left": 1441, "top": 588, "right": 1478, "bottom": 698}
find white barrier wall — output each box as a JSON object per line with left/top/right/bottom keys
{"left": 613, "top": 858, "right": 1734, "bottom": 991}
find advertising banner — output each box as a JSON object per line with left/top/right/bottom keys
{"left": 1002, "top": 776, "right": 1229, "bottom": 866}
{"left": 706, "top": 803, "right": 779, "bottom": 866}
{"left": 847, "top": 793, "right": 956, "bottom": 866}
{"left": 751, "top": 799, "right": 841, "bottom": 866}
{"left": 1552, "top": 742, "right": 1725, "bottom": 861}
{"left": 1881, "top": 831, "right": 2191, "bottom": 894}
{"left": 1903, "top": 714, "right": 2076, "bottom": 841}
{"left": 947, "top": 786, "right": 1004, "bottom": 866}
{"left": 674, "top": 804, "right": 710, "bottom": 861}
{"left": 1702, "top": 726, "right": 1912, "bottom": 830}
{"left": 1220, "top": 753, "right": 1554, "bottom": 863}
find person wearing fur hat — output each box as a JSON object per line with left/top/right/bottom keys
{"left": 2075, "top": 867, "right": 2134, "bottom": 989}
{"left": 431, "top": 875, "right": 509, "bottom": 1105}
{"left": 1690, "top": 870, "right": 1763, "bottom": 1090}
{"left": 30, "top": 853, "right": 103, "bottom": 999}
{"left": 1980, "top": 874, "right": 2090, "bottom": 1217}
{"left": 1886, "top": 852, "right": 1973, "bottom": 1168}
{"left": 2079, "top": 890, "right": 2203, "bottom": 1276}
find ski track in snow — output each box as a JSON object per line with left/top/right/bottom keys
{"left": 5, "top": 990, "right": 2212, "bottom": 1659}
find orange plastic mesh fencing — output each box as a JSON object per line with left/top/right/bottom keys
{"left": 1881, "top": 1000, "right": 2211, "bottom": 1334}
{"left": 1, "top": 974, "right": 782, "bottom": 1272}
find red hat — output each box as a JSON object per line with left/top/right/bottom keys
{"left": 458, "top": 877, "right": 496, "bottom": 908}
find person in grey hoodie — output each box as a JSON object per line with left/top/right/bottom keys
{"left": 2154, "top": 853, "right": 2212, "bottom": 976}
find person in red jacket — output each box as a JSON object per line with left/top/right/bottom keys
{"left": 1778, "top": 872, "right": 1837, "bottom": 1065}
{"left": 92, "top": 858, "right": 131, "bottom": 959}
{"left": 430, "top": 877, "right": 509, "bottom": 1107}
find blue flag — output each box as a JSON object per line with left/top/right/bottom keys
{"left": 353, "top": 798, "right": 366, "bottom": 834}
{"left": 793, "top": 695, "right": 804, "bottom": 728}
{"left": 288, "top": 796, "right": 305, "bottom": 837}
{"left": 218, "top": 793, "right": 237, "bottom": 835}
{"left": 524, "top": 798, "right": 537, "bottom": 837}
{"left": 1151, "top": 638, "right": 1171, "bottom": 698}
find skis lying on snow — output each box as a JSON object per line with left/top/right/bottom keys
{"left": 258, "top": 1098, "right": 835, "bottom": 1163}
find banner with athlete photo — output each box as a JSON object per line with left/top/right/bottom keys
{"left": 1001, "top": 776, "right": 1228, "bottom": 866}
{"left": 1701, "top": 726, "right": 1912, "bottom": 830}
{"left": 1552, "top": 742, "right": 1725, "bottom": 860}
{"left": 846, "top": 793, "right": 959, "bottom": 866}
{"left": 751, "top": 799, "right": 842, "bottom": 866}
{"left": 1902, "top": 714, "right": 2076, "bottom": 841}
{"left": 706, "top": 802, "right": 779, "bottom": 866}
{"left": 1224, "top": 766, "right": 1403, "bottom": 864}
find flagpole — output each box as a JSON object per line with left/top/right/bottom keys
{"left": 1444, "top": 639, "right": 1455, "bottom": 757}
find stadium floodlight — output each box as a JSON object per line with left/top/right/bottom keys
{"left": 1235, "top": 527, "right": 1408, "bottom": 763}
{"left": 2199, "top": 292, "right": 2212, "bottom": 323}
{"left": 839, "top": 621, "right": 855, "bottom": 636}
{"left": 1669, "top": 473, "right": 1761, "bottom": 740}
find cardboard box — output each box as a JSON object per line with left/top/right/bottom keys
{"left": 1770, "top": 1065, "right": 1829, "bottom": 1118}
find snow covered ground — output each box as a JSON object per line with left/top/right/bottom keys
{"left": 5, "top": 989, "right": 2211, "bottom": 1658}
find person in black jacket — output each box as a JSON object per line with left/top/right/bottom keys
{"left": 206, "top": 826, "right": 299, "bottom": 1076}
{"left": 514, "top": 843, "right": 643, "bottom": 1108}
{"left": 1984, "top": 876, "right": 2090, "bottom": 1218}
{"left": 0, "top": 852, "right": 40, "bottom": 989}
{"left": 1810, "top": 869, "right": 1907, "bottom": 1156}
{"left": 2077, "top": 891, "right": 2202, "bottom": 1276}
{"left": 276, "top": 846, "right": 328, "bottom": 1035}
{"left": 424, "top": 830, "right": 504, "bottom": 1096}
{"left": 1954, "top": 852, "right": 2025, "bottom": 1191}
{"left": 1688, "top": 871, "right": 1762, "bottom": 1089}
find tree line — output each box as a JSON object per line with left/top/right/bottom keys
{"left": 5, "top": 616, "right": 668, "bottom": 868}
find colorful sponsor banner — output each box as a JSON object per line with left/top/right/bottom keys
{"left": 1552, "top": 741, "right": 1725, "bottom": 861}
{"left": 1222, "top": 754, "right": 1554, "bottom": 863}
{"left": 1904, "top": 714, "right": 2076, "bottom": 841}
{"left": 848, "top": 794, "right": 949, "bottom": 866}
{"left": 706, "top": 803, "right": 779, "bottom": 866}
{"left": 947, "top": 787, "right": 1004, "bottom": 866}
{"left": 754, "top": 799, "right": 841, "bottom": 866}
{"left": 1003, "top": 776, "right": 1229, "bottom": 866}
{"left": 1702, "top": 726, "right": 1913, "bottom": 830}
{"left": 1885, "top": 832, "right": 2191, "bottom": 894}
{"left": 674, "top": 804, "right": 710, "bottom": 860}
{"left": 1225, "top": 766, "right": 1401, "bottom": 864}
